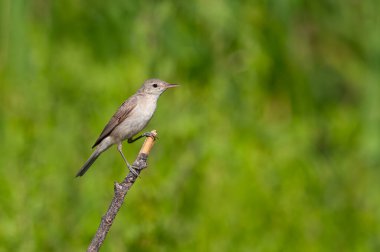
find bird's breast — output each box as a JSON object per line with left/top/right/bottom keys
{"left": 111, "top": 96, "right": 157, "bottom": 141}
{"left": 134, "top": 97, "right": 157, "bottom": 119}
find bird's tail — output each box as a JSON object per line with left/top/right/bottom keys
{"left": 76, "top": 149, "right": 101, "bottom": 177}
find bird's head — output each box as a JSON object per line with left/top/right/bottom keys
{"left": 139, "top": 79, "right": 179, "bottom": 95}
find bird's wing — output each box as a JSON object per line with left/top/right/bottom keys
{"left": 92, "top": 96, "right": 138, "bottom": 148}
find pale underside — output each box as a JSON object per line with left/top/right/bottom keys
{"left": 92, "top": 93, "right": 158, "bottom": 148}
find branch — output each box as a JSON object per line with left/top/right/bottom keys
{"left": 87, "top": 130, "right": 158, "bottom": 252}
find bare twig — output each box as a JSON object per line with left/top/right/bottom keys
{"left": 87, "top": 130, "right": 158, "bottom": 252}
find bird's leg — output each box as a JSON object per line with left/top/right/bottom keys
{"left": 127, "top": 135, "right": 144, "bottom": 143}
{"left": 117, "top": 143, "right": 139, "bottom": 177}
{"left": 127, "top": 132, "right": 158, "bottom": 143}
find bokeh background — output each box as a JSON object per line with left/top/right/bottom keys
{"left": 1, "top": 0, "right": 380, "bottom": 251}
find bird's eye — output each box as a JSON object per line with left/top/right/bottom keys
{"left": 153, "top": 84, "right": 158, "bottom": 88}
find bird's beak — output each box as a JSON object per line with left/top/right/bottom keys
{"left": 165, "top": 83, "right": 179, "bottom": 89}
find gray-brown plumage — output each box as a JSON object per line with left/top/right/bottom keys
{"left": 92, "top": 96, "right": 137, "bottom": 148}
{"left": 76, "top": 79, "right": 178, "bottom": 177}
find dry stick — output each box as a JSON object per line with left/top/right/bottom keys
{"left": 87, "top": 130, "right": 158, "bottom": 252}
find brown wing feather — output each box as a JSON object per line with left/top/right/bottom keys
{"left": 92, "top": 96, "right": 137, "bottom": 148}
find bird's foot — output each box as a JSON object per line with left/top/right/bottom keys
{"left": 128, "top": 131, "right": 158, "bottom": 144}
{"left": 142, "top": 132, "right": 159, "bottom": 140}
{"left": 127, "top": 163, "right": 140, "bottom": 177}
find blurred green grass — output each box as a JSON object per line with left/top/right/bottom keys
{"left": 1, "top": 0, "right": 380, "bottom": 251}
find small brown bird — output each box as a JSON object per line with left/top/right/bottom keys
{"left": 76, "top": 79, "right": 178, "bottom": 177}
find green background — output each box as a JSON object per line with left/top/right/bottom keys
{"left": 1, "top": 0, "right": 380, "bottom": 251}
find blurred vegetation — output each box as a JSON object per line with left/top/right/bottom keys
{"left": 1, "top": 0, "right": 380, "bottom": 251}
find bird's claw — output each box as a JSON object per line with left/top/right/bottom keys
{"left": 142, "top": 132, "right": 158, "bottom": 140}
{"left": 127, "top": 163, "right": 140, "bottom": 177}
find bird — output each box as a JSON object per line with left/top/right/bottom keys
{"left": 76, "top": 79, "right": 178, "bottom": 177}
